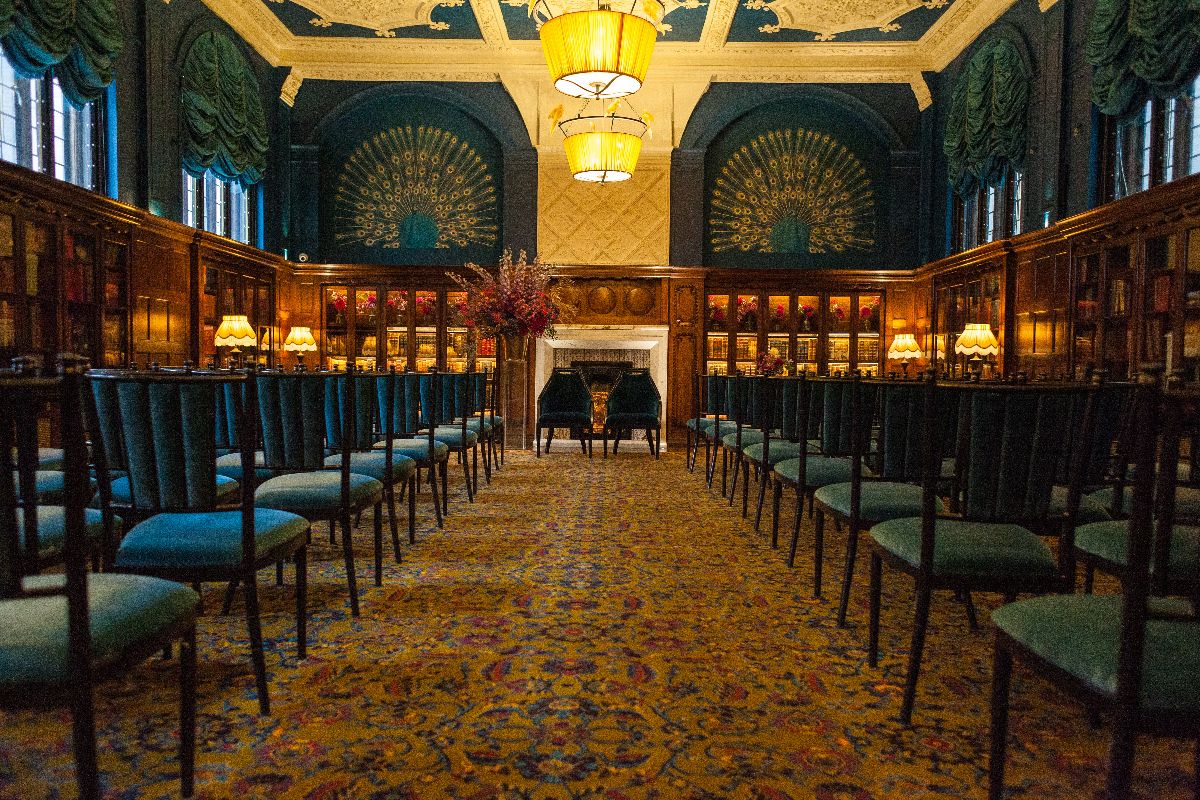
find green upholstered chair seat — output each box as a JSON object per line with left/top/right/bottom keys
{"left": 110, "top": 474, "right": 239, "bottom": 506}
{"left": 870, "top": 517, "right": 1058, "bottom": 579}
{"left": 420, "top": 427, "right": 479, "bottom": 448}
{"left": 256, "top": 472, "right": 383, "bottom": 516}
{"left": 17, "top": 506, "right": 113, "bottom": 561}
{"left": 605, "top": 412, "right": 658, "bottom": 427}
{"left": 322, "top": 452, "right": 417, "bottom": 483}
{"left": 538, "top": 412, "right": 592, "bottom": 427}
{"left": 744, "top": 440, "right": 804, "bottom": 466}
{"left": 992, "top": 594, "right": 1200, "bottom": 711}
{"left": 686, "top": 418, "right": 717, "bottom": 431}
{"left": 1075, "top": 520, "right": 1200, "bottom": 575}
{"left": 814, "top": 481, "right": 945, "bottom": 522}
{"left": 0, "top": 573, "right": 198, "bottom": 686}
{"left": 721, "top": 429, "right": 784, "bottom": 449}
{"left": 14, "top": 471, "right": 96, "bottom": 505}
{"left": 774, "top": 456, "right": 855, "bottom": 488}
{"left": 10, "top": 448, "right": 66, "bottom": 471}
{"left": 371, "top": 438, "right": 450, "bottom": 463}
{"left": 1045, "top": 486, "right": 1112, "bottom": 525}
{"left": 214, "top": 451, "right": 278, "bottom": 483}
{"left": 115, "top": 509, "right": 310, "bottom": 571}
{"left": 1087, "top": 485, "right": 1200, "bottom": 521}
{"left": 705, "top": 420, "right": 737, "bottom": 439}
{"left": 462, "top": 418, "right": 491, "bottom": 434}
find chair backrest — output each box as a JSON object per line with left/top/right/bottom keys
{"left": 1111, "top": 374, "right": 1199, "bottom": 711}
{"left": 607, "top": 368, "right": 661, "bottom": 418}
{"left": 950, "top": 382, "right": 1098, "bottom": 525}
{"left": 88, "top": 369, "right": 242, "bottom": 513}
{"left": 814, "top": 377, "right": 857, "bottom": 457}
{"left": 418, "top": 372, "right": 443, "bottom": 429}
{"left": 325, "top": 371, "right": 377, "bottom": 452}
{"left": 538, "top": 367, "right": 591, "bottom": 417}
{"left": 874, "top": 378, "right": 955, "bottom": 483}
{"left": 256, "top": 371, "right": 330, "bottom": 471}
{"left": 777, "top": 376, "right": 802, "bottom": 442}
{"left": 704, "top": 373, "right": 726, "bottom": 418}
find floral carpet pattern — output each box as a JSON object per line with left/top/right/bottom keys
{"left": 1, "top": 452, "right": 1195, "bottom": 799}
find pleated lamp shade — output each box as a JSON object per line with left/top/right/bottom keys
{"left": 887, "top": 333, "right": 922, "bottom": 361}
{"left": 954, "top": 323, "right": 999, "bottom": 356}
{"left": 559, "top": 114, "right": 647, "bottom": 183}
{"left": 283, "top": 326, "right": 318, "bottom": 353}
{"left": 539, "top": 9, "right": 657, "bottom": 100}
{"left": 214, "top": 315, "right": 257, "bottom": 348}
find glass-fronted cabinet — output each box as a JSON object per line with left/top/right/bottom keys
{"left": 704, "top": 289, "right": 886, "bottom": 376}
{"left": 322, "top": 283, "right": 499, "bottom": 377}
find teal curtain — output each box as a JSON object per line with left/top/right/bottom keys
{"left": 0, "top": 0, "right": 123, "bottom": 106}
{"left": 944, "top": 37, "right": 1031, "bottom": 195}
{"left": 1088, "top": 0, "right": 1200, "bottom": 116}
{"left": 180, "top": 31, "right": 268, "bottom": 186}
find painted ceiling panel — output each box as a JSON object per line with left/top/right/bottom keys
{"left": 499, "top": 0, "right": 708, "bottom": 42}
{"left": 729, "top": 0, "right": 952, "bottom": 43}
{"left": 265, "top": 0, "right": 484, "bottom": 39}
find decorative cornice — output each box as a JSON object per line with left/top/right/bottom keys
{"left": 280, "top": 69, "right": 304, "bottom": 106}
{"left": 469, "top": 0, "right": 511, "bottom": 47}
{"left": 919, "top": 0, "right": 1018, "bottom": 72}
{"left": 699, "top": 0, "right": 737, "bottom": 49}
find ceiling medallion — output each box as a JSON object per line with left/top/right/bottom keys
{"left": 743, "top": 0, "right": 950, "bottom": 40}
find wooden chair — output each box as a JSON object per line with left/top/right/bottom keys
{"left": 990, "top": 372, "right": 1200, "bottom": 800}
{"left": 603, "top": 368, "right": 662, "bottom": 458}
{"left": 99, "top": 366, "right": 311, "bottom": 716}
{"left": 422, "top": 371, "right": 481, "bottom": 502}
{"left": 0, "top": 357, "right": 200, "bottom": 798}
{"left": 373, "top": 370, "right": 447, "bottom": 530}
{"left": 535, "top": 367, "right": 593, "bottom": 457}
{"left": 865, "top": 378, "right": 1097, "bottom": 724}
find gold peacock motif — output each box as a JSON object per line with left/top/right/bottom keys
{"left": 709, "top": 128, "right": 875, "bottom": 255}
{"left": 334, "top": 125, "right": 498, "bottom": 250}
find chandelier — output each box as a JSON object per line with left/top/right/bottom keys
{"left": 533, "top": 0, "right": 663, "bottom": 100}
{"left": 555, "top": 107, "right": 649, "bottom": 183}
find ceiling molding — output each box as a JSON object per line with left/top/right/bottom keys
{"left": 201, "top": 0, "right": 291, "bottom": 65}
{"left": 699, "top": 0, "right": 736, "bottom": 49}
{"left": 469, "top": 0, "right": 512, "bottom": 47}
{"left": 919, "top": 0, "right": 1019, "bottom": 72}
{"left": 1038, "top": 0, "right": 1060, "bottom": 9}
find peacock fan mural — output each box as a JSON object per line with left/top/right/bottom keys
{"left": 709, "top": 128, "right": 876, "bottom": 255}
{"left": 333, "top": 125, "right": 498, "bottom": 251}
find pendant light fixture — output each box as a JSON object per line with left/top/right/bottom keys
{"left": 532, "top": 0, "right": 663, "bottom": 100}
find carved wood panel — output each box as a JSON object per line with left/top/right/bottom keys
{"left": 667, "top": 277, "right": 704, "bottom": 442}
{"left": 130, "top": 232, "right": 190, "bottom": 366}
{"left": 560, "top": 279, "right": 667, "bottom": 325}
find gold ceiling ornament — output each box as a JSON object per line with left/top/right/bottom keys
{"left": 530, "top": 0, "right": 665, "bottom": 99}
{"left": 743, "top": 0, "right": 950, "bottom": 41}
{"left": 553, "top": 101, "right": 650, "bottom": 183}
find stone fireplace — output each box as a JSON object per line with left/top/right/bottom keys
{"left": 534, "top": 325, "right": 668, "bottom": 450}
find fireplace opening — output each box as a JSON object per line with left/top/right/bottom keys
{"left": 572, "top": 360, "right": 631, "bottom": 433}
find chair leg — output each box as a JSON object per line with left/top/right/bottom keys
{"left": 1106, "top": 711, "right": 1139, "bottom": 800}
{"left": 603, "top": 426, "right": 609, "bottom": 458}
{"left": 740, "top": 457, "right": 751, "bottom": 518}
{"left": 408, "top": 474, "right": 417, "bottom": 545}
{"left": 429, "top": 463, "right": 443, "bottom": 529}
{"left": 788, "top": 488, "right": 805, "bottom": 569}
{"left": 770, "top": 480, "right": 782, "bottom": 548}
{"left": 813, "top": 506, "right": 825, "bottom": 597}
{"left": 242, "top": 573, "right": 270, "bottom": 715}
{"left": 899, "top": 581, "right": 932, "bottom": 725}
{"left": 440, "top": 461, "right": 449, "bottom": 515}
{"left": 387, "top": 483, "right": 401, "bottom": 562}
{"left": 988, "top": 640, "right": 1013, "bottom": 800}
{"left": 535, "top": 424, "right": 541, "bottom": 457}
{"left": 728, "top": 450, "right": 741, "bottom": 506}
{"left": 328, "top": 518, "right": 336, "bottom": 545}
{"left": 221, "top": 579, "right": 239, "bottom": 615}
{"left": 721, "top": 448, "right": 729, "bottom": 496}
{"left": 1084, "top": 562, "right": 1095, "bottom": 594}
{"left": 868, "top": 552, "right": 882, "bottom": 668}
{"left": 295, "top": 547, "right": 307, "bottom": 660}
{"left": 836, "top": 521, "right": 860, "bottom": 628}
{"left": 754, "top": 470, "right": 769, "bottom": 531}
{"left": 964, "top": 590, "right": 980, "bottom": 631}
{"left": 482, "top": 438, "right": 491, "bottom": 484}
{"left": 69, "top": 665, "right": 99, "bottom": 800}
{"left": 646, "top": 428, "right": 654, "bottom": 456}
{"left": 341, "top": 513, "right": 360, "bottom": 617}
{"left": 180, "top": 623, "right": 197, "bottom": 798}
{"left": 373, "top": 501, "right": 384, "bottom": 587}
{"left": 461, "top": 449, "right": 475, "bottom": 503}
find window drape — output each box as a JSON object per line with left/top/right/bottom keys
{"left": 0, "top": 0, "right": 123, "bottom": 106}
{"left": 943, "top": 37, "right": 1031, "bottom": 195}
{"left": 1088, "top": 0, "right": 1200, "bottom": 116}
{"left": 180, "top": 31, "right": 268, "bottom": 187}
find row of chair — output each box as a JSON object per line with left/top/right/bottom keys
{"left": 535, "top": 366, "right": 663, "bottom": 458}
{"left": 686, "top": 369, "right": 1200, "bottom": 799}
{"left": 0, "top": 360, "right": 505, "bottom": 799}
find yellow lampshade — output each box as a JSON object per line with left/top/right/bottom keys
{"left": 887, "top": 333, "right": 922, "bottom": 361}
{"left": 283, "top": 326, "right": 318, "bottom": 353}
{"left": 954, "top": 323, "right": 999, "bottom": 357}
{"left": 539, "top": 9, "right": 657, "bottom": 100}
{"left": 559, "top": 114, "right": 646, "bottom": 183}
{"left": 214, "top": 315, "right": 257, "bottom": 348}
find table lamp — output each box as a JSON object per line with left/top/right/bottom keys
{"left": 955, "top": 323, "right": 999, "bottom": 378}
{"left": 283, "top": 326, "right": 317, "bottom": 370}
{"left": 887, "top": 333, "right": 922, "bottom": 378}
{"left": 214, "top": 314, "right": 257, "bottom": 368}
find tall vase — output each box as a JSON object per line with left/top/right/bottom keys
{"left": 501, "top": 334, "right": 529, "bottom": 451}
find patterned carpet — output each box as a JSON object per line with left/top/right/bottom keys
{"left": 0, "top": 451, "right": 1195, "bottom": 799}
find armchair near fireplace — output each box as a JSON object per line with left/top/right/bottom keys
{"left": 535, "top": 368, "right": 594, "bottom": 457}
{"left": 604, "top": 369, "right": 662, "bottom": 459}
